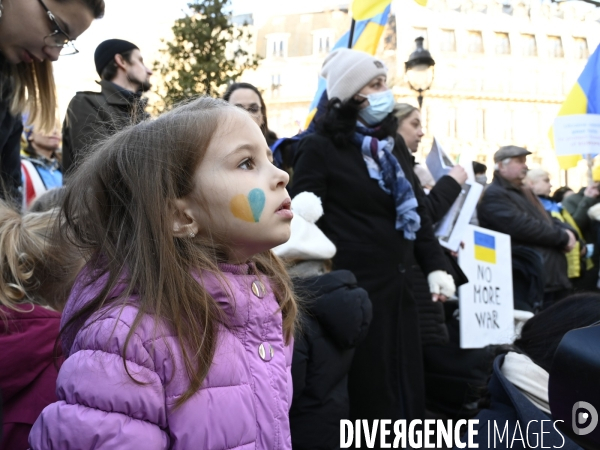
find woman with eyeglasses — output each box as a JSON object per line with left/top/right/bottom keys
{"left": 0, "top": 0, "right": 104, "bottom": 207}
{"left": 223, "top": 82, "right": 278, "bottom": 147}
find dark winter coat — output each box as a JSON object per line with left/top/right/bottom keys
{"left": 290, "top": 270, "right": 372, "bottom": 450}
{"left": 291, "top": 131, "right": 452, "bottom": 428}
{"left": 457, "top": 355, "right": 581, "bottom": 450}
{"left": 412, "top": 171, "right": 464, "bottom": 346}
{"left": 421, "top": 175, "right": 462, "bottom": 224}
{"left": 61, "top": 80, "right": 149, "bottom": 176}
{"left": 478, "top": 172, "right": 571, "bottom": 292}
{"left": 0, "top": 56, "right": 23, "bottom": 207}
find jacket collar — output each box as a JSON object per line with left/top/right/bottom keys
{"left": 491, "top": 170, "right": 524, "bottom": 193}
{"left": 99, "top": 79, "right": 147, "bottom": 108}
{"left": 24, "top": 144, "right": 60, "bottom": 170}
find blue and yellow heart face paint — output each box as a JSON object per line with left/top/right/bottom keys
{"left": 230, "top": 188, "right": 266, "bottom": 223}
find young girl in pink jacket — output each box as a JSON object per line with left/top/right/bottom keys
{"left": 29, "top": 97, "right": 298, "bottom": 450}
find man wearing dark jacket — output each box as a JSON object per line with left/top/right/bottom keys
{"left": 478, "top": 146, "right": 576, "bottom": 304}
{"left": 61, "top": 39, "right": 152, "bottom": 176}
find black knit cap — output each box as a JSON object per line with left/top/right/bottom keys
{"left": 94, "top": 39, "right": 139, "bottom": 76}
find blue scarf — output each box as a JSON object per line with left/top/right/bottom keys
{"left": 538, "top": 196, "right": 562, "bottom": 214}
{"left": 354, "top": 125, "right": 421, "bottom": 240}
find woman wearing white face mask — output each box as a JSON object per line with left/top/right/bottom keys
{"left": 291, "top": 48, "right": 457, "bottom": 430}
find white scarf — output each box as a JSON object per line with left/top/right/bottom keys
{"left": 501, "top": 351, "right": 551, "bottom": 414}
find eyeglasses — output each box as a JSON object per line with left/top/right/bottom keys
{"left": 235, "top": 103, "right": 261, "bottom": 116}
{"left": 38, "top": 0, "right": 79, "bottom": 56}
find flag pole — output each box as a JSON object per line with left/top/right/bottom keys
{"left": 348, "top": 19, "right": 356, "bottom": 48}
{"left": 587, "top": 153, "right": 594, "bottom": 186}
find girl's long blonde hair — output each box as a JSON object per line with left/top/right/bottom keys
{"left": 60, "top": 96, "right": 297, "bottom": 408}
{"left": 0, "top": 200, "right": 82, "bottom": 313}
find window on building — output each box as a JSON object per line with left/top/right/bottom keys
{"left": 548, "top": 36, "right": 564, "bottom": 58}
{"left": 270, "top": 40, "right": 284, "bottom": 57}
{"left": 271, "top": 74, "right": 281, "bottom": 88}
{"left": 318, "top": 36, "right": 330, "bottom": 53}
{"left": 271, "top": 74, "right": 282, "bottom": 98}
{"left": 441, "top": 29, "right": 456, "bottom": 53}
{"left": 313, "top": 30, "right": 334, "bottom": 55}
{"left": 495, "top": 32, "right": 511, "bottom": 55}
{"left": 266, "top": 34, "right": 288, "bottom": 58}
{"left": 522, "top": 34, "right": 537, "bottom": 57}
{"left": 574, "top": 37, "right": 589, "bottom": 59}
{"left": 468, "top": 31, "right": 484, "bottom": 54}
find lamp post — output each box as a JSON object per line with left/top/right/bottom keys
{"left": 405, "top": 37, "right": 435, "bottom": 109}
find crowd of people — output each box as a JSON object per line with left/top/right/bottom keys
{"left": 0, "top": 1, "right": 599, "bottom": 449}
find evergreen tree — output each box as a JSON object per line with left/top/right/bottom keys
{"left": 153, "top": 0, "right": 259, "bottom": 110}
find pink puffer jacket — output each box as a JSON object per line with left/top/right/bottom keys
{"left": 29, "top": 263, "right": 293, "bottom": 449}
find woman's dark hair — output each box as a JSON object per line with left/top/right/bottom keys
{"left": 552, "top": 186, "right": 574, "bottom": 204}
{"left": 512, "top": 293, "right": 600, "bottom": 372}
{"left": 222, "top": 82, "right": 272, "bottom": 143}
{"left": 472, "top": 161, "right": 487, "bottom": 175}
{"left": 316, "top": 97, "right": 398, "bottom": 148}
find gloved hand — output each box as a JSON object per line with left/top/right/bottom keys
{"left": 427, "top": 270, "right": 456, "bottom": 302}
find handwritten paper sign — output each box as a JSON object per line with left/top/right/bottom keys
{"left": 554, "top": 114, "right": 600, "bottom": 156}
{"left": 458, "top": 226, "right": 514, "bottom": 349}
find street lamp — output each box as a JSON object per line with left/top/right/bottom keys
{"left": 405, "top": 37, "right": 435, "bottom": 109}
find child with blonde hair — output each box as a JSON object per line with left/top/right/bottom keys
{"left": 0, "top": 201, "right": 79, "bottom": 450}
{"left": 29, "top": 97, "right": 297, "bottom": 449}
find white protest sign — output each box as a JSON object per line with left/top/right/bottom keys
{"left": 435, "top": 181, "right": 483, "bottom": 252}
{"left": 458, "top": 225, "right": 514, "bottom": 349}
{"left": 553, "top": 114, "right": 600, "bottom": 156}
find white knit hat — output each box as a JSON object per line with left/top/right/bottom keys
{"left": 320, "top": 48, "right": 388, "bottom": 103}
{"left": 273, "top": 192, "right": 336, "bottom": 260}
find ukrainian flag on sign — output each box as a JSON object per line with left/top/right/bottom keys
{"left": 474, "top": 231, "right": 496, "bottom": 264}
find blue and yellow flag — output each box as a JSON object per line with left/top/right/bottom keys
{"left": 304, "top": 4, "right": 391, "bottom": 127}
{"left": 351, "top": 0, "right": 392, "bottom": 21}
{"left": 550, "top": 43, "right": 600, "bottom": 170}
{"left": 474, "top": 231, "right": 496, "bottom": 264}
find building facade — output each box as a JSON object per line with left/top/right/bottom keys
{"left": 241, "top": 0, "right": 600, "bottom": 187}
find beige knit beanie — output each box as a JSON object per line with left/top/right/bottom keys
{"left": 320, "top": 48, "right": 388, "bottom": 103}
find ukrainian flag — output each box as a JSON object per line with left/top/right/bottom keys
{"left": 474, "top": 231, "right": 496, "bottom": 264}
{"left": 304, "top": 3, "right": 391, "bottom": 127}
{"left": 550, "top": 43, "right": 600, "bottom": 169}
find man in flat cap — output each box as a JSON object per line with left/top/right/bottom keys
{"left": 478, "top": 145, "right": 576, "bottom": 306}
{"left": 61, "top": 39, "right": 153, "bottom": 176}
